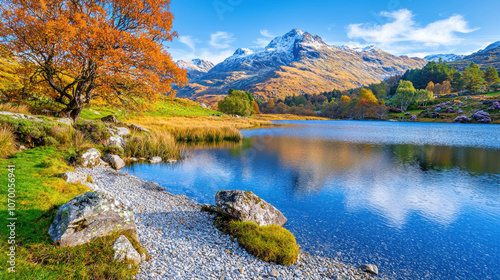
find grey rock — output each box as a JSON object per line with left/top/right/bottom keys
{"left": 81, "top": 148, "right": 101, "bottom": 167}
{"left": 48, "top": 191, "right": 139, "bottom": 247}
{"left": 215, "top": 190, "right": 287, "bottom": 226}
{"left": 107, "top": 135, "right": 126, "bottom": 149}
{"left": 101, "top": 115, "right": 118, "bottom": 123}
{"left": 0, "top": 111, "right": 44, "bottom": 122}
{"left": 116, "top": 127, "right": 131, "bottom": 136}
{"left": 113, "top": 235, "right": 142, "bottom": 265}
{"left": 435, "top": 107, "right": 442, "bottom": 112}
{"left": 141, "top": 181, "right": 164, "bottom": 192}
{"left": 103, "top": 154, "right": 125, "bottom": 170}
{"left": 62, "top": 172, "right": 87, "bottom": 184}
{"left": 130, "top": 124, "right": 151, "bottom": 133}
{"left": 270, "top": 268, "right": 280, "bottom": 277}
{"left": 56, "top": 117, "right": 73, "bottom": 125}
{"left": 149, "top": 157, "right": 162, "bottom": 164}
{"left": 358, "top": 264, "right": 378, "bottom": 275}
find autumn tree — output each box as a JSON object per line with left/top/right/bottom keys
{"left": 252, "top": 100, "right": 261, "bottom": 114}
{"left": 265, "top": 98, "right": 275, "bottom": 113}
{"left": 0, "top": 0, "right": 187, "bottom": 121}
{"left": 426, "top": 81, "right": 435, "bottom": 93}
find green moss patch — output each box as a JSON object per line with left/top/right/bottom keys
{"left": 222, "top": 220, "right": 299, "bottom": 266}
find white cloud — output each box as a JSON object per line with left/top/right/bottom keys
{"left": 347, "top": 9, "right": 477, "bottom": 48}
{"left": 253, "top": 29, "right": 276, "bottom": 47}
{"left": 178, "top": 35, "right": 200, "bottom": 51}
{"left": 209, "top": 31, "right": 235, "bottom": 49}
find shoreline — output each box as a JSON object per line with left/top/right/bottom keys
{"left": 77, "top": 165, "right": 384, "bottom": 280}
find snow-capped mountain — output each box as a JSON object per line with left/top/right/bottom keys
{"left": 449, "top": 41, "right": 500, "bottom": 71}
{"left": 424, "top": 54, "right": 465, "bottom": 62}
{"left": 176, "top": 59, "right": 214, "bottom": 79}
{"left": 476, "top": 41, "right": 500, "bottom": 54}
{"left": 178, "top": 29, "right": 427, "bottom": 99}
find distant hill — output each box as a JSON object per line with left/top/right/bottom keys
{"left": 449, "top": 41, "right": 500, "bottom": 71}
{"left": 177, "top": 29, "right": 426, "bottom": 100}
{"left": 424, "top": 54, "right": 465, "bottom": 62}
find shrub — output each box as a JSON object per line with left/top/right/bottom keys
{"left": 0, "top": 126, "right": 16, "bottom": 158}
{"left": 224, "top": 221, "right": 299, "bottom": 265}
{"left": 74, "top": 120, "right": 111, "bottom": 143}
{"left": 124, "top": 131, "right": 181, "bottom": 159}
{"left": 103, "top": 145, "right": 124, "bottom": 157}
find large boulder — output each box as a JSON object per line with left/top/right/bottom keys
{"left": 103, "top": 154, "right": 125, "bottom": 170}
{"left": 472, "top": 110, "right": 491, "bottom": 123}
{"left": 81, "top": 148, "right": 101, "bottom": 167}
{"left": 48, "top": 192, "right": 139, "bottom": 247}
{"left": 215, "top": 190, "right": 287, "bottom": 226}
{"left": 113, "top": 235, "right": 145, "bottom": 265}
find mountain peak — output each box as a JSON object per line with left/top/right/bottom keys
{"left": 478, "top": 41, "right": 500, "bottom": 53}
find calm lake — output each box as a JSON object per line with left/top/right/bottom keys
{"left": 123, "top": 121, "right": 500, "bottom": 279}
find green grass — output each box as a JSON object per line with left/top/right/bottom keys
{"left": 220, "top": 220, "right": 299, "bottom": 266}
{"left": 484, "top": 91, "right": 500, "bottom": 97}
{"left": 80, "top": 98, "right": 221, "bottom": 122}
{"left": 0, "top": 148, "right": 139, "bottom": 279}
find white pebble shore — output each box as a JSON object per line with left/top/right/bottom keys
{"left": 78, "top": 166, "right": 386, "bottom": 280}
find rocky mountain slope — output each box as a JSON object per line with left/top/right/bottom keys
{"left": 177, "top": 29, "right": 427, "bottom": 100}
{"left": 176, "top": 59, "right": 215, "bottom": 80}
{"left": 449, "top": 41, "right": 500, "bottom": 71}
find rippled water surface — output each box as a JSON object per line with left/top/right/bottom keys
{"left": 123, "top": 121, "right": 500, "bottom": 279}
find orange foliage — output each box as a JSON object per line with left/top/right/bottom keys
{"left": 0, "top": 0, "right": 187, "bottom": 120}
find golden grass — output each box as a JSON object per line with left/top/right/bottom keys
{"left": 0, "top": 102, "right": 30, "bottom": 114}
{"left": 253, "top": 114, "right": 330, "bottom": 121}
{"left": 0, "top": 126, "right": 16, "bottom": 158}
{"left": 124, "top": 130, "right": 182, "bottom": 159}
{"left": 126, "top": 115, "right": 270, "bottom": 142}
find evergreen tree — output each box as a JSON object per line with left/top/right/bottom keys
{"left": 462, "top": 62, "right": 486, "bottom": 93}
{"left": 484, "top": 66, "right": 500, "bottom": 91}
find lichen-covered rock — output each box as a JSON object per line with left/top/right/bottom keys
{"left": 358, "top": 264, "right": 379, "bottom": 275}
{"left": 0, "top": 111, "right": 44, "bottom": 122}
{"left": 56, "top": 117, "right": 73, "bottom": 125}
{"left": 101, "top": 115, "right": 118, "bottom": 123}
{"left": 62, "top": 171, "right": 87, "bottom": 184}
{"left": 149, "top": 157, "right": 162, "bottom": 164}
{"left": 48, "top": 192, "right": 139, "bottom": 247}
{"left": 81, "top": 148, "right": 101, "bottom": 167}
{"left": 130, "top": 124, "right": 150, "bottom": 133}
{"left": 113, "top": 235, "right": 143, "bottom": 265}
{"left": 454, "top": 115, "right": 472, "bottom": 123}
{"left": 116, "top": 127, "right": 130, "bottom": 136}
{"left": 215, "top": 190, "right": 287, "bottom": 226}
{"left": 107, "top": 135, "right": 126, "bottom": 149}
{"left": 103, "top": 154, "right": 125, "bottom": 170}
{"left": 472, "top": 110, "right": 491, "bottom": 123}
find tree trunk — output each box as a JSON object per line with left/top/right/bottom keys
{"left": 69, "top": 106, "right": 83, "bottom": 123}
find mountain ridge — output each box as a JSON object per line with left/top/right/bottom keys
{"left": 177, "top": 29, "right": 427, "bottom": 99}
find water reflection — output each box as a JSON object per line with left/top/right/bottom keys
{"left": 124, "top": 121, "right": 500, "bottom": 279}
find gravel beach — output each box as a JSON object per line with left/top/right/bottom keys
{"left": 78, "top": 166, "right": 385, "bottom": 280}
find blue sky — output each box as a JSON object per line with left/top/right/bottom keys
{"left": 167, "top": 0, "right": 500, "bottom": 63}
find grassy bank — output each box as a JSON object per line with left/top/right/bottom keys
{"left": 0, "top": 148, "right": 140, "bottom": 279}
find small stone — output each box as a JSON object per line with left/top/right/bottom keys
{"left": 358, "top": 264, "right": 378, "bottom": 275}
{"left": 270, "top": 268, "right": 280, "bottom": 277}
{"left": 101, "top": 115, "right": 118, "bottom": 123}
{"left": 149, "top": 157, "right": 162, "bottom": 164}
{"left": 56, "top": 117, "right": 73, "bottom": 125}
{"left": 113, "top": 235, "right": 142, "bottom": 265}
